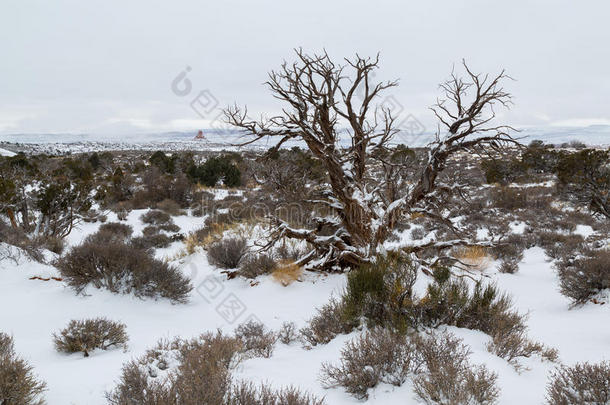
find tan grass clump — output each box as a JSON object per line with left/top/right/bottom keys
{"left": 454, "top": 246, "right": 492, "bottom": 271}
{"left": 271, "top": 261, "right": 303, "bottom": 286}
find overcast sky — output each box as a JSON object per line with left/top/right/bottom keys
{"left": 1, "top": 0, "right": 609, "bottom": 136}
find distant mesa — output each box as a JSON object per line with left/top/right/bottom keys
{"left": 194, "top": 130, "right": 207, "bottom": 140}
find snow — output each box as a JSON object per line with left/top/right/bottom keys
{"left": 509, "top": 221, "right": 527, "bottom": 234}
{"left": 476, "top": 227, "right": 490, "bottom": 240}
{"left": 573, "top": 224, "right": 594, "bottom": 238}
{"left": 0, "top": 253, "right": 344, "bottom": 404}
{"left": 495, "top": 248, "right": 610, "bottom": 364}
{"left": 1, "top": 218, "right": 608, "bottom": 404}
{"left": 0, "top": 147, "right": 16, "bottom": 156}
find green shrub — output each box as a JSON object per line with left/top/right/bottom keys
{"left": 342, "top": 254, "right": 417, "bottom": 329}
{"left": 304, "top": 255, "right": 555, "bottom": 369}
{"left": 419, "top": 280, "right": 517, "bottom": 334}
{"left": 481, "top": 158, "right": 528, "bottom": 185}
{"left": 149, "top": 151, "right": 177, "bottom": 174}
{"left": 555, "top": 149, "right": 610, "bottom": 219}
{"left": 187, "top": 155, "right": 242, "bottom": 187}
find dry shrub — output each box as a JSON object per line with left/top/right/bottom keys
{"left": 557, "top": 249, "right": 610, "bottom": 306}
{"left": 498, "top": 259, "right": 520, "bottom": 274}
{"left": 321, "top": 328, "right": 419, "bottom": 399}
{"left": 278, "top": 321, "right": 298, "bottom": 345}
{"left": 82, "top": 209, "right": 103, "bottom": 223}
{"left": 421, "top": 278, "right": 558, "bottom": 369}
{"left": 173, "top": 334, "right": 239, "bottom": 404}
{"left": 306, "top": 258, "right": 551, "bottom": 372}
{"left": 183, "top": 231, "right": 204, "bottom": 255}
{"left": 536, "top": 231, "right": 585, "bottom": 260}
{"left": 156, "top": 223, "right": 181, "bottom": 233}
{"left": 454, "top": 246, "right": 492, "bottom": 271}
{"left": 271, "top": 260, "right": 303, "bottom": 286}
{"left": 193, "top": 224, "right": 222, "bottom": 246}
{"left": 413, "top": 332, "right": 499, "bottom": 405}
{"left": 491, "top": 187, "right": 528, "bottom": 209}
{"left": 546, "top": 361, "right": 610, "bottom": 405}
{"left": 300, "top": 298, "right": 353, "bottom": 347}
{"left": 53, "top": 317, "right": 128, "bottom": 357}
{"left": 0, "top": 221, "right": 43, "bottom": 263}
{"left": 410, "top": 227, "right": 426, "bottom": 240}
{"left": 107, "top": 331, "right": 321, "bottom": 405}
{"left": 107, "top": 331, "right": 241, "bottom": 405}
{"left": 275, "top": 241, "right": 305, "bottom": 262}
{"left": 321, "top": 329, "right": 499, "bottom": 404}
{"left": 182, "top": 223, "right": 235, "bottom": 254}
{"left": 234, "top": 320, "right": 276, "bottom": 358}
{"left": 205, "top": 212, "right": 238, "bottom": 229}
{"left": 116, "top": 208, "right": 129, "bottom": 221}
{"left": 106, "top": 361, "right": 172, "bottom": 404}
{"left": 491, "top": 234, "right": 527, "bottom": 263}
{"left": 156, "top": 199, "right": 182, "bottom": 216}
{"left": 238, "top": 253, "right": 277, "bottom": 279}
{"left": 0, "top": 332, "right": 47, "bottom": 405}
{"left": 56, "top": 237, "right": 192, "bottom": 303}
{"left": 486, "top": 323, "right": 558, "bottom": 371}
{"left": 207, "top": 237, "right": 248, "bottom": 269}
{"left": 227, "top": 381, "right": 326, "bottom": 405}
{"left": 42, "top": 235, "right": 65, "bottom": 255}
{"left": 130, "top": 233, "right": 172, "bottom": 250}
{"left": 140, "top": 209, "right": 171, "bottom": 225}
{"left": 98, "top": 222, "right": 133, "bottom": 240}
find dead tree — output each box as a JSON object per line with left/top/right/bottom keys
{"left": 225, "top": 50, "right": 517, "bottom": 272}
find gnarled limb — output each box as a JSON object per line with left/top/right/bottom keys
{"left": 226, "top": 51, "right": 518, "bottom": 272}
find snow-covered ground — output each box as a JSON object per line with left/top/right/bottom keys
{"left": 0, "top": 147, "right": 16, "bottom": 156}
{"left": 0, "top": 209, "right": 344, "bottom": 404}
{"left": 2, "top": 124, "right": 610, "bottom": 156}
{"left": 1, "top": 205, "right": 608, "bottom": 404}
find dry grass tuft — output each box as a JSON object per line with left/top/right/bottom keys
{"left": 271, "top": 260, "right": 303, "bottom": 286}
{"left": 454, "top": 246, "right": 492, "bottom": 271}
{"left": 184, "top": 232, "right": 205, "bottom": 255}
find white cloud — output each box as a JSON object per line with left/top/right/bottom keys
{"left": 550, "top": 118, "right": 610, "bottom": 127}
{"left": 1, "top": 0, "right": 609, "bottom": 135}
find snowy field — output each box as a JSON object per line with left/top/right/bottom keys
{"left": 1, "top": 196, "right": 608, "bottom": 404}
{"left": 2, "top": 124, "right": 610, "bottom": 156}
